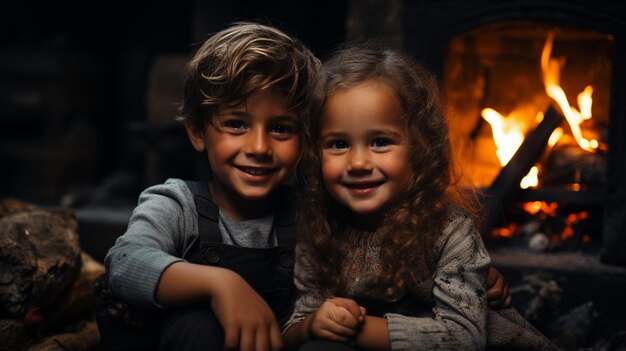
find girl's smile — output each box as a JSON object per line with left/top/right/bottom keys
{"left": 320, "top": 79, "right": 411, "bottom": 218}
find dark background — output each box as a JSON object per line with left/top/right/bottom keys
{"left": 0, "top": 0, "right": 349, "bottom": 206}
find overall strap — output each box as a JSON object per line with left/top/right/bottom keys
{"left": 274, "top": 187, "right": 296, "bottom": 247}
{"left": 184, "top": 180, "right": 222, "bottom": 244}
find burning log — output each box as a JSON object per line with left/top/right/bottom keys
{"left": 480, "top": 106, "right": 564, "bottom": 237}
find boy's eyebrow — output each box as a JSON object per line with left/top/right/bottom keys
{"left": 218, "top": 110, "right": 249, "bottom": 118}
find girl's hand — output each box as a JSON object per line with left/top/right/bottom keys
{"left": 307, "top": 299, "right": 362, "bottom": 343}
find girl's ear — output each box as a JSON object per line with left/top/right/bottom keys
{"left": 185, "top": 122, "right": 206, "bottom": 152}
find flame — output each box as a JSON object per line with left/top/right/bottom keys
{"left": 541, "top": 33, "right": 600, "bottom": 152}
{"left": 481, "top": 108, "right": 526, "bottom": 166}
{"left": 480, "top": 32, "right": 605, "bottom": 190}
{"left": 520, "top": 166, "right": 539, "bottom": 189}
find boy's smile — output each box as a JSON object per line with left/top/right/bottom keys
{"left": 187, "top": 90, "right": 300, "bottom": 219}
{"left": 320, "top": 79, "right": 411, "bottom": 219}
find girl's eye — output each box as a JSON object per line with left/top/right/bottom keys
{"left": 329, "top": 140, "right": 349, "bottom": 150}
{"left": 371, "top": 138, "right": 391, "bottom": 148}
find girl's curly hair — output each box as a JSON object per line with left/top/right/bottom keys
{"left": 296, "top": 42, "right": 479, "bottom": 301}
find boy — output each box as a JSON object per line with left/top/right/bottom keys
{"left": 97, "top": 22, "right": 319, "bottom": 351}
{"left": 95, "top": 21, "right": 510, "bottom": 351}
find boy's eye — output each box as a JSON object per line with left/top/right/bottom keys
{"left": 328, "top": 140, "right": 349, "bottom": 150}
{"left": 371, "top": 138, "right": 391, "bottom": 149}
{"left": 223, "top": 120, "right": 246, "bottom": 130}
{"left": 226, "top": 121, "right": 245, "bottom": 129}
{"left": 270, "top": 124, "right": 292, "bottom": 135}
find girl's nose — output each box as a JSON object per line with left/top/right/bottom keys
{"left": 347, "top": 148, "right": 373, "bottom": 173}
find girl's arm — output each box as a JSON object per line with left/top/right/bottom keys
{"left": 382, "top": 215, "right": 489, "bottom": 351}
{"left": 282, "top": 244, "right": 363, "bottom": 348}
{"left": 283, "top": 299, "right": 361, "bottom": 346}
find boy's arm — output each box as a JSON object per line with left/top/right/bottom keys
{"left": 487, "top": 266, "right": 512, "bottom": 309}
{"left": 105, "top": 179, "right": 194, "bottom": 308}
{"left": 158, "top": 261, "right": 283, "bottom": 350}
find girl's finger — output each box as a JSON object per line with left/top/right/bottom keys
{"left": 323, "top": 319, "right": 358, "bottom": 337}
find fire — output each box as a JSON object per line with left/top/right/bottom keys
{"left": 520, "top": 166, "right": 539, "bottom": 189}
{"left": 522, "top": 201, "right": 558, "bottom": 217}
{"left": 480, "top": 108, "right": 525, "bottom": 166}
{"left": 541, "top": 32, "right": 602, "bottom": 152}
{"left": 481, "top": 31, "right": 604, "bottom": 189}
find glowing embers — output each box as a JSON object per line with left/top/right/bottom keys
{"left": 489, "top": 200, "right": 597, "bottom": 253}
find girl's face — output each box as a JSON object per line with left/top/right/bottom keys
{"left": 320, "top": 79, "right": 411, "bottom": 219}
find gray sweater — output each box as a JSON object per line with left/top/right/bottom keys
{"left": 104, "top": 178, "right": 275, "bottom": 309}
{"left": 283, "top": 215, "right": 490, "bottom": 351}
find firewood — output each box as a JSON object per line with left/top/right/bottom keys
{"left": 481, "top": 106, "right": 564, "bottom": 236}
{"left": 0, "top": 200, "right": 81, "bottom": 318}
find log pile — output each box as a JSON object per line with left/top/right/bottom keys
{"left": 0, "top": 198, "right": 105, "bottom": 351}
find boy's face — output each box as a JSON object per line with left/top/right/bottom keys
{"left": 187, "top": 90, "right": 300, "bottom": 216}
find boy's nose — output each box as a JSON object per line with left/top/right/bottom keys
{"left": 245, "top": 128, "right": 272, "bottom": 157}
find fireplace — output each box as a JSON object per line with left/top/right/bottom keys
{"left": 403, "top": 1, "right": 626, "bottom": 266}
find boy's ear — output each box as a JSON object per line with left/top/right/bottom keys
{"left": 184, "top": 122, "right": 206, "bottom": 152}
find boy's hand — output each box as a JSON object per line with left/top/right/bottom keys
{"left": 211, "top": 269, "right": 282, "bottom": 351}
{"left": 487, "top": 266, "right": 512, "bottom": 309}
{"left": 307, "top": 298, "right": 362, "bottom": 343}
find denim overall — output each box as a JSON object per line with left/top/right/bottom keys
{"left": 94, "top": 180, "right": 297, "bottom": 351}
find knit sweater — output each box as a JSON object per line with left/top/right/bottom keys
{"left": 103, "top": 178, "right": 276, "bottom": 309}
{"left": 283, "top": 214, "right": 491, "bottom": 351}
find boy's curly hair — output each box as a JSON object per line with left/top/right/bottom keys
{"left": 178, "top": 22, "right": 320, "bottom": 134}
{"left": 297, "top": 42, "right": 480, "bottom": 301}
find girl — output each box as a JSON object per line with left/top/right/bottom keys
{"left": 283, "top": 44, "right": 556, "bottom": 351}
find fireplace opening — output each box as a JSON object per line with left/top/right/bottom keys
{"left": 443, "top": 22, "right": 613, "bottom": 252}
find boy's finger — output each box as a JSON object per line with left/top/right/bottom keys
{"left": 269, "top": 323, "right": 283, "bottom": 351}
{"left": 223, "top": 327, "right": 240, "bottom": 351}
{"left": 502, "top": 285, "right": 512, "bottom": 306}
{"left": 487, "top": 266, "right": 499, "bottom": 287}
{"left": 255, "top": 328, "right": 270, "bottom": 351}
{"left": 486, "top": 285, "right": 503, "bottom": 300}
{"left": 239, "top": 328, "right": 254, "bottom": 351}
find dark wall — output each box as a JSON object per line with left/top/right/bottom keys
{"left": 0, "top": 0, "right": 347, "bottom": 206}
